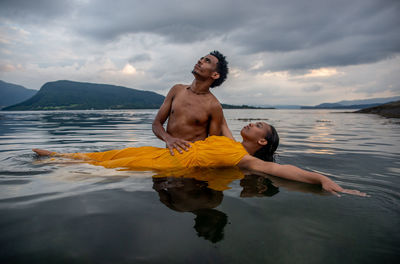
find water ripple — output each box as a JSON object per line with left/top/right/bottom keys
{"left": 0, "top": 109, "right": 399, "bottom": 261}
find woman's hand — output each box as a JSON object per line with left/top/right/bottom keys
{"left": 321, "top": 178, "right": 343, "bottom": 196}
{"left": 321, "top": 178, "right": 368, "bottom": 197}
{"left": 240, "top": 156, "right": 369, "bottom": 197}
{"left": 339, "top": 189, "right": 369, "bottom": 197}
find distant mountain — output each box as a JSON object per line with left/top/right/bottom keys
{"left": 355, "top": 100, "right": 400, "bottom": 118}
{"left": 3, "top": 80, "right": 165, "bottom": 111}
{"left": 0, "top": 80, "right": 37, "bottom": 109}
{"left": 336, "top": 96, "right": 400, "bottom": 106}
{"left": 301, "top": 96, "right": 400, "bottom": 109}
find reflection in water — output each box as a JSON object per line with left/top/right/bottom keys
{"left": 152, "top": 167, "right": 238, "bottom": 243}
{"left": 240, "top": 175, "right": 279, "bottom": 198}
{"left": 153, "top": 167, "right": 245, "bottom": 191}
{"left": 153, "top": 177, "right": 227, "bottom": 243}
{"left": 193, "top": 209, "right": 227, "bottom": 243}
{"left": 305, "top": 120, "right": 337, "bottom": 155}
{"left": 1, "top": 110, "right": 399, "bottom": 262}
{"left": 152, "top": 168, "right": 280, "bottom": 243}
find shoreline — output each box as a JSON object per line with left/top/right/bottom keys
{"left": 354, "top": 100, "right": 400, "bottom": 118}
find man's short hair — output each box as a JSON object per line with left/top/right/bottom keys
{"left": 209, "top": 50, "right": 228, "bottom": 88}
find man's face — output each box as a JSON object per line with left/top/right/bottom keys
{"left": 192, "top": 54, "right": 219, "bottom": 79}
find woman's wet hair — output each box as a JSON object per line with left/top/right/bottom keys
{"left": 253, "top": 124, "right": 279, "bottom": 162}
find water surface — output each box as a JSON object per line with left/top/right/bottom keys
{"left": 0, "top": 109, "right": 399, "bottom": 263}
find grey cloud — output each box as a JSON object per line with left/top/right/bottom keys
{"left": 354, "top": 84, "right": 399, "bottom": 95}
{"left": 71, "top": 0, "right": 249, "bottom": 42}
{"left": 128, "top": 53, "right": 151, "bottom": 63}
{"left": 231, "top": 0, "right": 399, "bottom": 52}
{"left": 1, "top": 0, "right": 399, "bottom": 71}
{"left": 231, "top": 0, "right": 400, "bottom": 69}
{"left": 0, "top": 0, "right": 74, "bottom": 22}
{"left": 303, "top": 85, "right": 322, "bottom": 92}
{"left": 249, "top": 28, "right": 400, "bottom": 72}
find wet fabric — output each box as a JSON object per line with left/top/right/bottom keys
{"left": 153, "top": 167, "right": 246, "bottom": 191}
{"left": 61, "top": 136, "right": 248, "bottom": 170}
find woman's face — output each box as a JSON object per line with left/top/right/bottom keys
{"left": 240, "top": 122, "right": 270, "bottom": 142}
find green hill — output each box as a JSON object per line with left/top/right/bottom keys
{"left": 3, "top": 80, "right": 165, "bottom": 110}
{"left": 0, "top": 80, "right": 37, "bottom": 109}
{"left": 355, "top": 100, "right": 400, "bottom": 118}
{"left": 301, "top": 96, "right": 400, "bottom": 109}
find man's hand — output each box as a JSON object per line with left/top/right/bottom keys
{"left": 165, "top": 136, "right": 191, "bottom": 155}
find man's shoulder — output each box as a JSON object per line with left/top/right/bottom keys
{"left": 208, "top": 93, "right": 222, "bottom": 109}
{"left": 166, "top": 84, "right": 189, "bottom": 97}
{"left": 171, "top": 84, "right": 190, "bottom": 91}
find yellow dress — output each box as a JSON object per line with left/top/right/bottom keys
{"left": 62, "top": 136, "right": 248, "bottom": 171}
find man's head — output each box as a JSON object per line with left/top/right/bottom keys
{"left": 192, "top": 50, "right": 229, "bottom": 88}
{"left": 209, "top": 50, "right": 228, "bottom": 88}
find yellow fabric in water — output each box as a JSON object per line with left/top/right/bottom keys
{"left": 153, "top": 167, "right": 246, "bottom": 191}
{"left": 63, "top": 136, "right": 248, "bottom": 170}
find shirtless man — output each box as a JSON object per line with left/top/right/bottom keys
{"left": 152, "top": 50, "right": 233, "bottom": 155}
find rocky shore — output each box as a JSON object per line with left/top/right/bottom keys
{"left": 355, "top": 100, "right": 400, "bottom": 118}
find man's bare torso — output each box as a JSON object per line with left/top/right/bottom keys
{"left": 166, "top": 84, "right": 220, "bottom": 142}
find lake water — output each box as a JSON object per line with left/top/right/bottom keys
{"left": 0, "top": 109, "right": 399, "bottom": 263}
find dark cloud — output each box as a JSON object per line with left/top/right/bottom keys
{"left": 75, "top": 0, "right": 399, "bottom": 69}
{"left": 260, "top": 36, "right": 400, "bottom": 72}
{"left": 128, "top": 53, "right": 151, "bottom": 63}
{"left": 1, "top": 0, "right": 399, "bottom": 71}
{"left": 230, "top": 0, "right": 400, "bottom": 69}
{"left": 0, "top": 0, "right": 74, "bottom": 22}
{"left": 72, "top": 0, "right": 248, "bottom": 43}
{"left": 231, "top": 0, "right": 399, "bottom": 51}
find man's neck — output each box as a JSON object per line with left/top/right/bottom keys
{"left": 190, "top": 79, "right": 212, "bottom": 94}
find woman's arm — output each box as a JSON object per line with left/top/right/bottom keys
{"left": 238, "top": 155, "right": 367, "bottom": 196}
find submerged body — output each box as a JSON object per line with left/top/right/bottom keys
{"left": 57, "top": 136, "right": 247, "bottom": 170}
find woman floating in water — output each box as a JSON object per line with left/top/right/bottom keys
{"left": 33, "top": 122, "right": 366, "bottom": 197}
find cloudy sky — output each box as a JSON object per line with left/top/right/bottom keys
{"left": 1, "top": 0, "right": 399, "bottom": 105}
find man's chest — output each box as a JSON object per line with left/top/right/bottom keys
{"left": 170, "top": 94, "right": 212, "bottom": 124}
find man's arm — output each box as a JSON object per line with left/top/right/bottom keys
{"left": 152, "top": 85, "right": 191, "bottom": 155}
{"left": 208, "top": 103, "right": 223, "bottom": 137}
{"left": 221, "top": 115, "right": 234, "bottom": 140}
{"left": 152, "top": 85, "right": 176, "bottom": 142}
{"left": 209, "top": 103, "right": 234, "bottom": 139}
